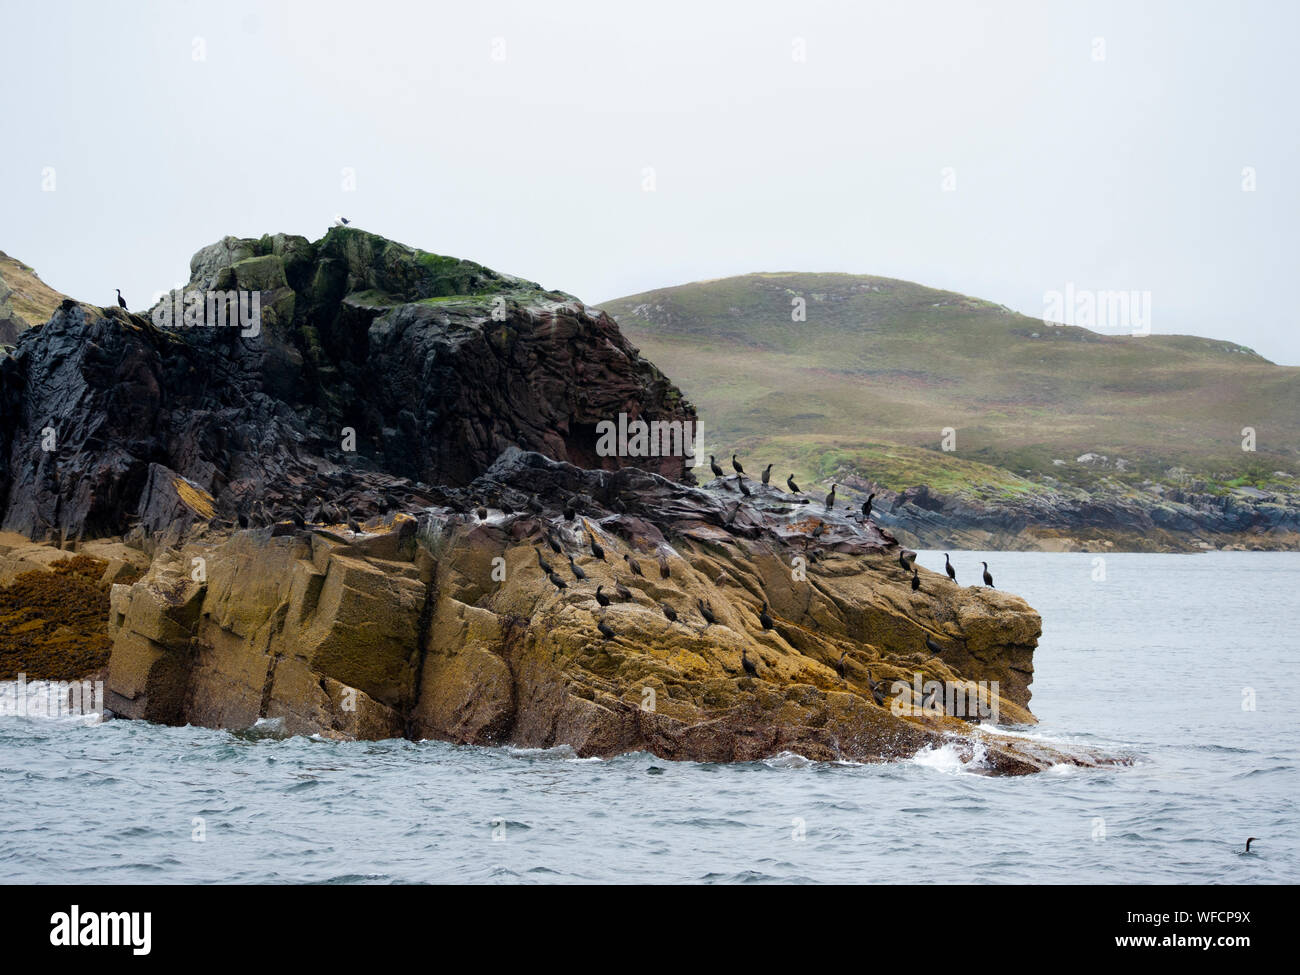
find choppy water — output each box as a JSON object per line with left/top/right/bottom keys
{"left": 2, "top": 552, "right": 1295, "bottom": 884}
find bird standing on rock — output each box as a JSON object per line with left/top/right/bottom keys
{"left": 698, "top": 599, "right": 717, "bottom": 626}
{"left": 658, "top": 553, "right": 671, "bottom": 579}
{"left": 741, "top": 653, "right": 758, "bottom": 677}
{"left": 595, "top": 585, "right": 611, "bottom": 607}
{"left": 925, "top": 635, "right": 944, "bottom": 656}
{"left": 115, "top": 288, "right": 128, "bottom": 311}
{"left": 982, "top": 561, "right": 994, "bottom": 588}
{"left": 911, "top": 570, "right": 921, "bottom": 592}
{"left": 547, "top": 532, "right": 563, "bottom": 555}
{"left": 899, "top": 549, "right": 915, "bottom": 572}
{"left": 586, "top": 531, "right": 605, "bottom": 561}
{"left": 614, "top": 580, "right": 633, "bottom": 601}
{"left": 866, "top": 669, "right": 885, "bottom": 706}
{"left": 624, "top": 553, "right": 643, "bottom": 576}
{"left": 862, "top": 493, "right": 875, "bottom": 520}
{"left": 710, "top": 455, "right": 725, "bottom": 479}
{"left": 547, "top": 571, "right": 568, "bottom": 591}
{"left": 535, "top": 547, "right": 554, "bottom": 575}
{"left": 836, "top": 653, "right": 847, "bottom": 679}
{"left": 737, "top": 477, "right": 750, "bottom": 497}
{"left": 825, "top": 484, "right": 837, "bottom": 510}
{"left": 944, "top": 553, "right": 957, "bottom": 583}
{"left": 787, "top": 474, "right": 801, "bottom": 493}
{"left": 759, "top": 602, "right": 774, "bottom": 630}
{"left": 732, "top": 454, "right": 745, "bottom": 476}
{"left": 762, "top": 463, "right": 773, "bottom": 485}
{"left": 597, "top": 616, "right": 616, "bottom": 640}
{"left": 660, "top": 602, "right": 678, "bottom": 623}
{"left": 568, "top": 555, "right": 587, "bottom": 581}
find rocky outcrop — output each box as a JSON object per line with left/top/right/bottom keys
{"left": 0, "top": 228, "right": 695, "bottom": 542}
{"left": 100, "top": 449, "right": 1114, "bottom": 774}
{"left": 0, "top": 251, "right": 68, "bottom": 345}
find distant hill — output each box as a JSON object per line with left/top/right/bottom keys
{"left": 0, "top": 251, "right": 68, "bottom": 344}
{"left": 600, "top": 273, "right": 1300, "bottom": 550}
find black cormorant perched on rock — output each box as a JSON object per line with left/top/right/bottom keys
{"left": 597, "top": 616, "right": 616, "bottom": 640}
{"left": 698, "top": 599, "right": 717, "bottom": 626}
{"left": 535, "top": 547, "right": 554, "bottom": 575}
{"left": 925, "top": 635, "right": 944, "bottom": 655}
{"left": 862, "top": 493, "right": 875, "bottom": 520}
{"left": 911, "top": 570, "right": 921, "bottom": 592}
{"left": 944, "top": 553, "right": 957, "bottom": 583}
{"left": 291, "top": 509, "right": 306, "bottom": 529}
{"left": 624, "top": 553, "right": 643, "bottom": 576}
{"left": 660, "top": 601, "right": 678, "bottom": 622}
{"left": 762, "top": 463, "right": 773, "bottom": 486}
{"left": 825, "top": 484, "right": 837, "bottom": 510}
{"left": 741, "top": 653, "right": 758, "bottom": 677}
{"left": 759, "top": 602, "right": 774, "bottom": 630}
{"left": 982, "top": 561, "right": 994, "bottom": 587}
{"left": 595, "top": 585, "right": 611, "bottom": 607}
{"left": 866, "top": 669, "right": 885, "bottom": 706}
{"left": 836, "top": 652, "right": 847, "bottom": 679}
{"left": 731, "top": 454, "right": 744, "bottom": 476}
{"left": 348, "top": 517, "right": 363, "bottom": 535}
{"left": 614, "top": 580, "right": 633, "bottom": 601}
{"left": 588, "top": 533, "right": 606, "bottom": 561}
{"left": 737, "top": 477, "right": 750, "bottom": 497}
{"left": 899, "top": 549, "right": 914, "bottom": 572}
{"left": 568, "top": 555, "right": 587, "bottom": 581}
{"left": 811, "top": 520, "right": 825, "bottom": 540}
{"left": 787, "top": 474, "right": 800, "bottom": 493}
{"left": 709, "top": 455, "right": 725, "bottom": 479}
{"left": 547, "top": 571, "right": 568, "bottom": 590}
{"left": 546, "top": 532, "right": 563, "bottom": 555}
{"left": 115, "top": 288, "right": 127, "bottom": 311}
{"left": 658, "top": 553, "right": 671, "bottom": 579}
{"left": 564, "top": 502, "right": 576, "bottom": 521}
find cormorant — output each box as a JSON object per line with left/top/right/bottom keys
{"left": 614, "top": 580, "right": 633, "bottom": 601}
{"left": 115, "top": 288, "right": 127, "bottom": 311}
{"left": 588, "top": 533, "right": 605, "bottom": 561}
{"left": 291, "top": 510, "right": 306, "bottom": 529}
{"left": 660, "top": 602, "right": 677, "bottom": 622}
{"left": 786, "top": 474, "right": 800, "bottom": 493}
{"left": 836, "top": 653, "right": 847, "bottom": 679}
{"left": 732, "top": 454, "right": 744, "bottom": 476}
{"left": 564, "top": 502, "right": 576, "bottom": 521}
{"left": 737, "top": 477, "right": 750, "bottom": 497}
{"left": 741, "top": 653, "right": 758, "bottom": 677}
{"left": 944, "top": 553, "right": 957, "bottom": 583}
{"left": 547, "top": 571, "right": 568, "bottom": 590}
{"left": 658, "top": 553, "right": 671, "bottom": 579}
{"left": 237, "top": 510, "right": 249, "bottom": 529}
{"left": 597, "top": 616, "right": 616, "bottom": 640}
{"left": 535, "top": 547, "right": 554, "bottom": 575}
{"left": 546, "top": 532, "right": 563, "bottom": 555}
{"left": 475, "top": 503, "right": 488, "bottom": 521}
{"left": 911, "top": 569, "right": 921, "bottom": 592}
{"left": 1244, "top": 837, "right": 1258, "bottom": 853}
{"left": 759, "top": 602, "right": 774, "bottom": 630}
{"left": 899, "top": 549, "right": 914, "bottom": 571}
{"left": 761, "top": 463, "right": 773, "bottom": 486}
{"left": 811, "top": 520, "right": 825, "bottom": 540}
{"left": 709, "top": 455, "right": 725, "bottom": 479}
{"left": 925, "top": 635, "right": 944, "bottom": 655}
{"left": 825, "top": 484, "right": 837, "bottom": 510}
{"left": 568, "top": 555, "right": 587, "bottom": 581}
{"left": 348, "top": 517, "right": 363, "bottom": 535}
{"left": 595, "top": 585, "right": 611, "bottom": 607}
{"left": 698, "top": 599, "right": 717, "bottom": 626}
{"left": 624, "top": 553, "right": 643, "bottom": 576}
{"left": 862, "top": 493, "right": 875, "bottom": 520}
{"left": 982, "top": 561, "right": 994, "bottom": 588}
{"left": 866, "top": 669, "right": 885, "bottom": 706}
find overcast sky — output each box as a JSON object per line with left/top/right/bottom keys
{"left": 4, "top": 0, "right": 1297, "bottom": 363}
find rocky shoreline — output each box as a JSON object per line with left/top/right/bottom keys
{"left": 0, "top": 229, "right": 1128, "bottom": 773}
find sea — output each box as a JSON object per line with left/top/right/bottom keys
{"left": 1, "top": 551, "right": 1295, "bottom": 884}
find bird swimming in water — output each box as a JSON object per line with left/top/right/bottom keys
{"left": 759, "top": 602, "right": 774, "bottom": 630}
{"left": 535, "top": 547, "right": 554, "bottom": 574}
{"left": 825, "top": 484, "right": 837, "bottom": 510}
{"left": 115, "top": 288, "right": 128, "bottom": 311}
{"left": 1243, "top": 837, "right": 1258, "bottom": 854}
{"left": 595, "top": 585, "right": 611, "bottom": 607}
{"left": 624, "top": 553, "right": 643, "bottom": 576}
{"left": 660, "top": 601, "right": 678, "bottom": 622}
{"left": 737, "top": 477, "right": 750, "bottom": 497}
{"left": 944, "top": 553, "right": 957, "bottom": 582}
{"left": 761, "top": 463, "right": 772, "bottom": 485}
{"left": 925, "top": 635, "right": 944, "bottom": 655}
{"left": 698, "top": 599, "right": 717, "bottom": 626}
{"left": 614, "top": 580, "right": 633, "bottom": 601}
{"left": 862, "top": 493, "right": 875, "bottom": 520}
{"left": 786, "top": 474, "right": 800, "bottom": 493}
{"left": 836, "top": 652, "right": 847, "bottom": 679}
{"left": 568, "top": 555, "right": 587, "bottom": 581}
{"left": 982, "top": 561, "right": 994, "bottom": 587}
{"left": 587, "top": 532, "right": 605, "bottom": 561}
{"left": 732, "top": 453, "right": 745, "bottom": 476}
{"left": 547, "top": 571, "right": 568, "bottom": 590}
{"left": 709, "top": 455, "right": 725, "bottom": 479}
{"left": 741, "top": 653, "right": 758, "bottom": 677}
{"left": 597, "top": 616, "right": 616, "bottom": 640}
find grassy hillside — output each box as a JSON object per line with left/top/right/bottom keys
{"left": 600, "top": 273, "right": 1300, "bottom": 497}
{"left": 0, "top": 251, "right": 67, "bottom": 344}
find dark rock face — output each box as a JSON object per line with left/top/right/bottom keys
{"left": 0, "top": 229, "right": 696, "bottom": 541}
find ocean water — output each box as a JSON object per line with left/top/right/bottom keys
{"left": 1, "top": 551, "right": 1295, "bottom": 884}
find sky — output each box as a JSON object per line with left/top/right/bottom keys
{"left": 3, "top": 0, "right": 1298, "bottom": 363}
